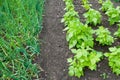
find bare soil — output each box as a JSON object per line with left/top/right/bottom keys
{"left": 38, "top": 0, "right": 120, "bottom": 80}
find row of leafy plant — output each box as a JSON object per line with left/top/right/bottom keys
{"left": 99, "top": 0, "right": 120, "bottom": 76}
{"left": 62, "top": 0, "right": 120, "bottom": 78}
{"left": 0, "top": 0, "right": 44, "bottom": 79}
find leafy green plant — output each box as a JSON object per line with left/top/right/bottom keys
{"left": 61, "top": 0, "right": 79, "bottom": 26}
{"left": 83, "top": 9, "right": 102, "bottom": 26}
{"left": 98, "top": 0, "right": 103, "bottom": 4}
{"left": 68, "top": 47, "right": 103, "bottom": 78}
{"left": 81, "top": 0, "right": 89, "bottom": 4}
{"left": 62, "top": 0, "right": 112, "bottom": 78}
{"left": 0, "top": 0, "right": 44, "bottom": 79}
{"left": 105, "top": 47, "right": 120, "bottom": 75}
{"left": 114, "top": 24, "right": 120, "bottom": 38}
{"left": 105, "top": 7, "right": 120, "bottom": 25}
{"left": 81, "top": 0, "right": 91, "bottom": 10}
{"left": 62, "top": 0, "right": 94, "bottom": 49}
{"left": 61, "top": 9, "right": 79, "bottom": 26}
{"left": 95, "top": 26, "right": 114, "bottom": 45}
{"left": 66, "top": 23, "right": 94, "bottom": 49}
{"left": 82, "top": 3, "right": 92, "bottom": 10}
{"left": 100, "top": 0, "right": 113, "bottom": 12}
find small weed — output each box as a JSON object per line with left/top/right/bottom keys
{"left": 100, "top": 73, "right": 109, "bottom": 79}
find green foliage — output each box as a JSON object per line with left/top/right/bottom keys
{"left": 100, "top": 0, "right": 113, "bottom": 12}
{"left": 83, "top": 9, "right": 102, "bottom": 26}
{"left": 98, "top": 0, "right": 103, "bottom": 4}
{"left": 114, "top": 24, "right": 120, "bottom": 38}
{"left": 105, "top": 7, "right": 120, "bottom": 25}
{"left": 63, "top": 0, "right": 74, "bottom": 11}
{"left": 82, "top": 0, "right": 89, "bottom": 4}
{"left": 81, "top": 0, "right": 91, "bottom": 10}
{"left": 66, "top": 23, "right": 94, "bottom": 49}
{"left": 82, "top": 0, "right": 89, "bottom": 5}
{"left": 101, "top": 0, "right": 120, "bottom": 25}
{"left": 0, "top": 0, "right": 44, "bottom": 79}
{"left": 68, "top": 47, "right": 103, "bottom": 78}
{"left": 61, "top": 0, "right": 79, "bottom": 26}
{"left": 95, "top": 26, "right": 114, "bottom": 45}
{"left": 62, "top": 0, "right": 120, "bottom": 78}
{"left": 82, "top": 3, "right": 92, "bottom": 10}
{"left": 61, "top": 9, "right": 79, "bottom": 26}
{"left": 62, "top": 0, "right": 102, "bottom": 78}
{"left": 62, "top": 0, "right": 94, "bottom": 49}
{"left": 105, "top": 47, "right": 120, "bottom": 75}
{"left": 114, "top": 0, "right": 120, "bottom": 2}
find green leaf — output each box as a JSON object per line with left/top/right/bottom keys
{"left": 112, "top": 14, "right": 117, "bottom": 18}
{"left": 89, "top": 64, "right": 96, "bottom": 70}
{"left": 66, "top": 32, "right": 73, "bottom": 41}
{"left": 67, "top": 58, "right": 73, "bottom": 63}
{"left": 109, "top": 47, "right": 117, "bottom": 52}
{"left": 68, "top": 70, "right": 74, "bottom": 76}
{"left": 71, "top": 49, "right": 77, "bottom": 54}
{"left": 63, "top": 27, "right": 69, "bottom": 31}
{"left": 69, "top": 40, "right": 77, "bottom": 49}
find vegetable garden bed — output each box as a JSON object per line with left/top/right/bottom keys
{"left": 40, "top": 0, "right": 120, "bottom": 80}
{"left": 0, "top": 0, "right": 44, "bottom": 79}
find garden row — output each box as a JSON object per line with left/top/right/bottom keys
{"left": 62, "top": 0, "right": 120, "bottom": 78}
{"left": 0, "top": 0, "right": 44, "bottom": 79}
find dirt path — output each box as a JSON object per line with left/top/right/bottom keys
{"left": 38, "top": 0, "right": 120, "bottom": 80}
{"left": 39, "top": 0, "right": 69, "bottom": 80}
